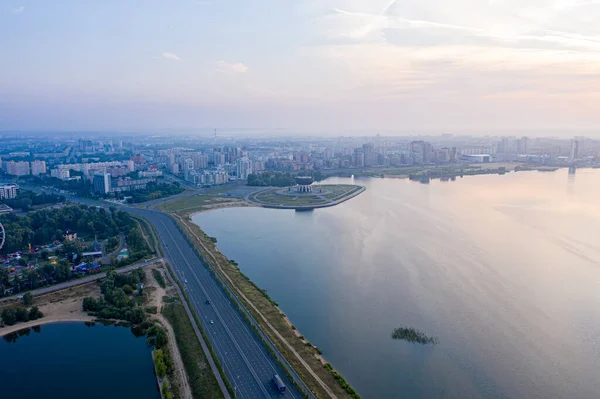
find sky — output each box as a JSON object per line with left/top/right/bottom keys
{"left": 1, "top": 0, "right": 600, "bottom": 135}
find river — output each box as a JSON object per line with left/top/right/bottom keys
{"left": 193, "top": 169, "right": 600, "bottom": 399}
{"left": 0, "top": 322, "right": 160, "bottom": 399}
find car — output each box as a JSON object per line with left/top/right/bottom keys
{"left": 184, "top": 279, "right": 188, "bottom": 283}
{"left": 205, "top": 300, "right": 211, "bottom": 305}
{"left": 210, "top": 320, "right": 214, "bottom": 325}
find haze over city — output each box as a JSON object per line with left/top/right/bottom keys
{"left": 2, "top": 0, "right": 600, "bottom": 135}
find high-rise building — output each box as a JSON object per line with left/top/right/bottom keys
{"left": 236, "top": 157, "right": 252, "bottom": 179}
{"left": 191, "top": 152, "right": 209, "bottom": 169}
{"left": 353, "top": 149, "right": 364, "bottom": 167}
{"left": 0, "top": 184, "right": 19, "bottom": 199}
{"left": 517, "top": 137, "right": 529, "bottom": 154}
{"left": 31, "top": 160, "right": 47, "bottom": 176}
{"left": 93, "top": 172, "right": 111, "bottom": 194}
{"left": 570, "top": 139, "right": 579, "bottom": 160}
{"left": 170, "top": 164, "right": 179, "bottom": 174}
{"left": 213, "top": 152, "right": 225, "bottom": 166}
{"left": 362, "top": 143, "right": 375, "bottom": 166}
{"left": 6, "top": 161, "right": 30, "bottom": 176}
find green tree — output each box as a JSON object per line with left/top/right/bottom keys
{"left": 15, "top": 306, "right": 29, "bottom": 322}
{"left": 1, "top": 308, "right": 17, "bottom": 325}
{"left": 22, "top": 292, "right": 34, "bottom": 306}
{"left": 29, "top": 306, "right": 44, "bottom": 320}
{"left": 55, "top": 260, "right": 72, "bottom": 282}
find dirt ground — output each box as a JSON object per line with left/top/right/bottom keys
{"left": 145, "top": 262, "right": 193, "bottom": 399}
{"left": 0, "top": 283, "right": 100, "bottom": 337}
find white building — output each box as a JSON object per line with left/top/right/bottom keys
{"left": 236, "top": 157, "right": 252, "bottom": 180}
{"left": 51, "top": 167, "right": 71, "bottom": 180}
{"left": 6, "top": 161, "right": 30, "bottom": 176}
{"left": 0, "top": 184, "right": 19, "bottom": 199}
{"left": 31, "top": 160, "right": 47, "bottom": 176}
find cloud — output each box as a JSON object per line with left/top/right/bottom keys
{"left": 12, "top": 6, "right": 25, "bottom": 14}
{"left": 216, "top": 60, "right": 248, "bottom": 73}
{"left": 162, "top": 52, "right": 181, "bottom": 61}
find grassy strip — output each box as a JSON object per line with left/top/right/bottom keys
{"left": 323, "top": 364, "right": 360, "bottom": 398}
{"left": 152, "top": 269, "right": 166, "bottom": 289}
{"left": 132, "top": 216, "right": 159, "bottom": 255}
{"left": 163, "top": 302, "right": 225, "bottom": 399}
{"left": 165, "top": 263, "right": 235, "bottom": 398}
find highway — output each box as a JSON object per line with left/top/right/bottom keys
{"left": 127, "top": 208, "right": 302, "bottom": 399}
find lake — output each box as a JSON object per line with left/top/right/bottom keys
{"left": 0, "top": 322, "right": 160, "bottom": 399}
{"left": 193, "top": 169, "right": 600, "bottom": 399}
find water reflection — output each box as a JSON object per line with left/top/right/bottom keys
{"left": 194, "top": 169, "right": 600, "bottom": 399}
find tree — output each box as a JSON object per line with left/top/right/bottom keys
{"left": 29, "top": 306, "right": 44, "bottom": 320}
{"left": 15, "top": 307, "right": 29, "bottom": 322}
{"left": 1, "top": 308, "right": 17, "bottom": 325}
{"left": 55, "top": 260, "right": 72, "bottom": 282}
{"left": 40, "top": 251, "right": 50, "bottom": 261}
{"left": 22, "top": 292, "right": 34, "bottom": 306}
{"left": 18, "top": 257, "right": 27, "bottom": 266}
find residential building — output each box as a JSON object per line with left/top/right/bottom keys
{"left": 30, "top": 160, "right": 47, "bottom": 176}
{"left": 0, "top": 184, "right": 19, "bottom": 199}
{"left": 236, "top": 157, "right": 252, "bottom": 179}
{"left": 6, "top": 161, "right": 30, "bottom": 176}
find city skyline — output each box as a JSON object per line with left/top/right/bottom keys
{"left": 2, "top": 1, "right": 600, "bottom": 135}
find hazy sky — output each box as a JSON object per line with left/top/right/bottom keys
{"left": 1, "top": 0, "right": 600, "bottom": 134}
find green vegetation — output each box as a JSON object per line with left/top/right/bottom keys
{"left": 22, "top": 292, "right": 33, "bottom": 306}
{"left": 82, "top": 268, "right": 146, "bottom": 323}
{"left": 127, "top": 182, "right": 184, "bottom": 203}
{"left": 161, "top": 380, "right": 172, "bottom": 399}
{"left": 163, "top": 301, "right": 225, "bottom": 399}
{"left": 391, "top": 327, "right": 439, "bottom": 345}
{"left": 153, "top": 349, "right": 168, "bottom": 378}
{"left": 0, "top": 305, "right": 43, "bottom": 326}
{"left": 0, "top": 205, "right": 151, "bottom": 297}
{"left": 151, "top": 269, "right": 166, "bottom": 288}
{"left": 324, "top": 363, "right": 361, "bottom": 399}
{"left": 247, "top": 171, "right": 297, "bottom": 186}
{"left": 0, "top": 189, "right": 65, "bottom": 211}
{"left": 0, "top": 204, "right": 132, "bottom": 254}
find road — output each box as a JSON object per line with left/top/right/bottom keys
{"left": 0, "top": 258, "right": 160, "bottom": 303}
{"left": 16, "top": 186, "right": 304, "bottom": 398}
{"left": 127, "top": 208, "right": 302, "bottom": 399}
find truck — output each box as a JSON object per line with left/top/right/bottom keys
{"left": 272, "top": 374, "right": 286, "bottom": 394}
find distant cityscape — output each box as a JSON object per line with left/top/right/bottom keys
{"left": 0, "top": 133, "right": 598, "bottom": 198}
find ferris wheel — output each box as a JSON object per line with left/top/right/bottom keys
{"left": 0, "top": 222, "right": 5, "bottom": 251}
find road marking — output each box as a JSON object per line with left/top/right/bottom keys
{"left": 159, "top": 219, "right": 268, "bottom": 398}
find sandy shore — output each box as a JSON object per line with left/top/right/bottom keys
{"left": 0, "top": 283, "right": 100, "bottom": 337}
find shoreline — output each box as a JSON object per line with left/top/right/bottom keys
{"left": 0, "top": 317, "right": 94, "bottom": 337}
{"left": 178, "top": 213, "right": 357, "bottom": 398}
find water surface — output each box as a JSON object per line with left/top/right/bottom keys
{"left": 193, "top": 169, "right": 600, "bottom": 399}
{"left": 0, "top": 322, "right": 160, "bottom": 399}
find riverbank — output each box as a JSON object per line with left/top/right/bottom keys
{"left": 0, "top": 282, "right": 98, "bottom": 337}
{"left": 174, "top": 212, "right": 360, "bottom": 398}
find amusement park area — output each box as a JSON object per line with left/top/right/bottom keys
{"left": 0, "top": 203, "right": 151, "bottom": 298}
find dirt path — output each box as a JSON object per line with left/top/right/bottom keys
{"left": 146, "top": 263, "right": 193, "bottom": 399}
